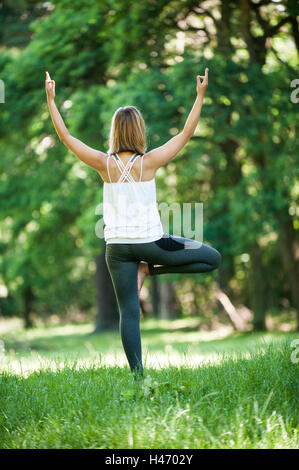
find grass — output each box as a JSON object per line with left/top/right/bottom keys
{"left": 0, "top": 317, "right": 298, "bottom": 449}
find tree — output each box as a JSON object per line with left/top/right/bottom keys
{"left": 1, "top": 0, "right": 297, "bottom": 332}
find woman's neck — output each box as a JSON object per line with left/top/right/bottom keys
{"left": 117, "top": 151, "right": 135, "bottom": 157}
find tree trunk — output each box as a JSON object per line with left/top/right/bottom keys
{"left": 218, "top": 254, "right": 235, "bottom": 297}
{"left": 94, "top": 250, "right": 119, "bottom": 332}
{"left": 240, "top": 0, "right": 267, "bottom": 65}
{"left": 248, "top": 242, "right": 267, "bottom": 331}
{"left": 216, "top": 0, "right": 234, "bottom": 55}
{"left": 159, "top": 277, "right": 180, "bottom": 319}
{"left": 278, "top": 214, "right": 299, "bottom": 329}
{"left": 23, "top": 285, "right": 34, "bottom": 329}
{"left": 150, "top": 276, "right": 160, "bottom": 318}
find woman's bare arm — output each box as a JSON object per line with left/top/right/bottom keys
{"left": 145, "top": 68, "right": 209, "bottom": 170}
{"left": 45, "top": 72, "right": 106, "bottom": 171}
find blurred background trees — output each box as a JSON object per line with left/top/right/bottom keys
{"left": 0, "top": 0, "right": 298, "bottom": 331}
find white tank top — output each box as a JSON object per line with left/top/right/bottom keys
{"left": 103, "top": 153, "right": 164, "bottom": 244}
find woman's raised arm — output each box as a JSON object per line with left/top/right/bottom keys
{"left": 45, "top": 71, "right": 106, "bottom": 172}
{"left": 144, "top": 68, "right": 209, "bottom": 170}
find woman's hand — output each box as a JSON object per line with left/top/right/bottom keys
{"left": 45, "top": 71, "right": 55, "bottom": 101}
{"left": 196, "top": 68, "right": 209, "bottom": 95}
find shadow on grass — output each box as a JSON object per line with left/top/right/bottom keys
{"left": 2, "top": 325, "right": 295, "bottom": 359}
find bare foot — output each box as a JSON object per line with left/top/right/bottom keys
{"left": 137, "top": 262, "right": 149, "bottom": 295}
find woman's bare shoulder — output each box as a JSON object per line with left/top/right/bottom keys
{"left": 141, "top": 151, "right": 158, "bottom": 179}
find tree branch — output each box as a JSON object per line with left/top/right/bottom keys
{"left": 250, "top": 0, "right": 270, "bottom": 31}
{"left": 250, "top": 0, "right": 274, "bottom": 8}
{"left": 191, "top": 6, "right": 219, "bottom": 28}
{"left": 290, "top": 16, "right": 299, "bottom": 54}
{"left": 269, "top": 44, "right": 298, "bottom": 73}
{"left": 267, "top": 15, "right": 292, "bottom": 37}
{"left": 184, "top": 26, "right": 211, "bottom": 41}
{"left": 250, "top": 0, "right": 292, "bottom": 38}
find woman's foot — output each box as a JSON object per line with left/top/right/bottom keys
{"left": 137, "top": 262, "right": 149, "bottom": 295}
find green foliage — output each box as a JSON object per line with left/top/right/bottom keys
{"left": 0, "top": 0, "right": 298, "bottom": 326}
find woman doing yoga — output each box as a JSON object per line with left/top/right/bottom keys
{"left": 45, "top": 67, "right": 221, "bottom": 378}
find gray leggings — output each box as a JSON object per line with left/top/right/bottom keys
{"left": 105, "top": 234, "right": 222, "bottom": 376}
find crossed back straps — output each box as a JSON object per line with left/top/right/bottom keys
{"left": 106, "top": 153, "right": 144, "bottom": 183}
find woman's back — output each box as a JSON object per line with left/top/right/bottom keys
{"left": 101, "top": 151, "right": 156, "bottom": 183}
{"left": 103, "top": 152, "right": 164, "bottom": 244}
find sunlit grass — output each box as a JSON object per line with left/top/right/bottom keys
{"left": 0, "top": 317, "right": 298, "bottom": 449}
{"left": 0, "top": 317, "right": 293, "bottom": 375}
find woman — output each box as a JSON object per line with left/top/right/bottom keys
{"left": 45, "top": 68, "right": 221, "bottom": 378}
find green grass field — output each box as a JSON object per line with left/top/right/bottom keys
{"left": 0, "top": 317, "right": 298, "bottom": 449}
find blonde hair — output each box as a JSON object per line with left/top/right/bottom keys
{"left": 107, "top": 106, "right": 146, "bottom": 155}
